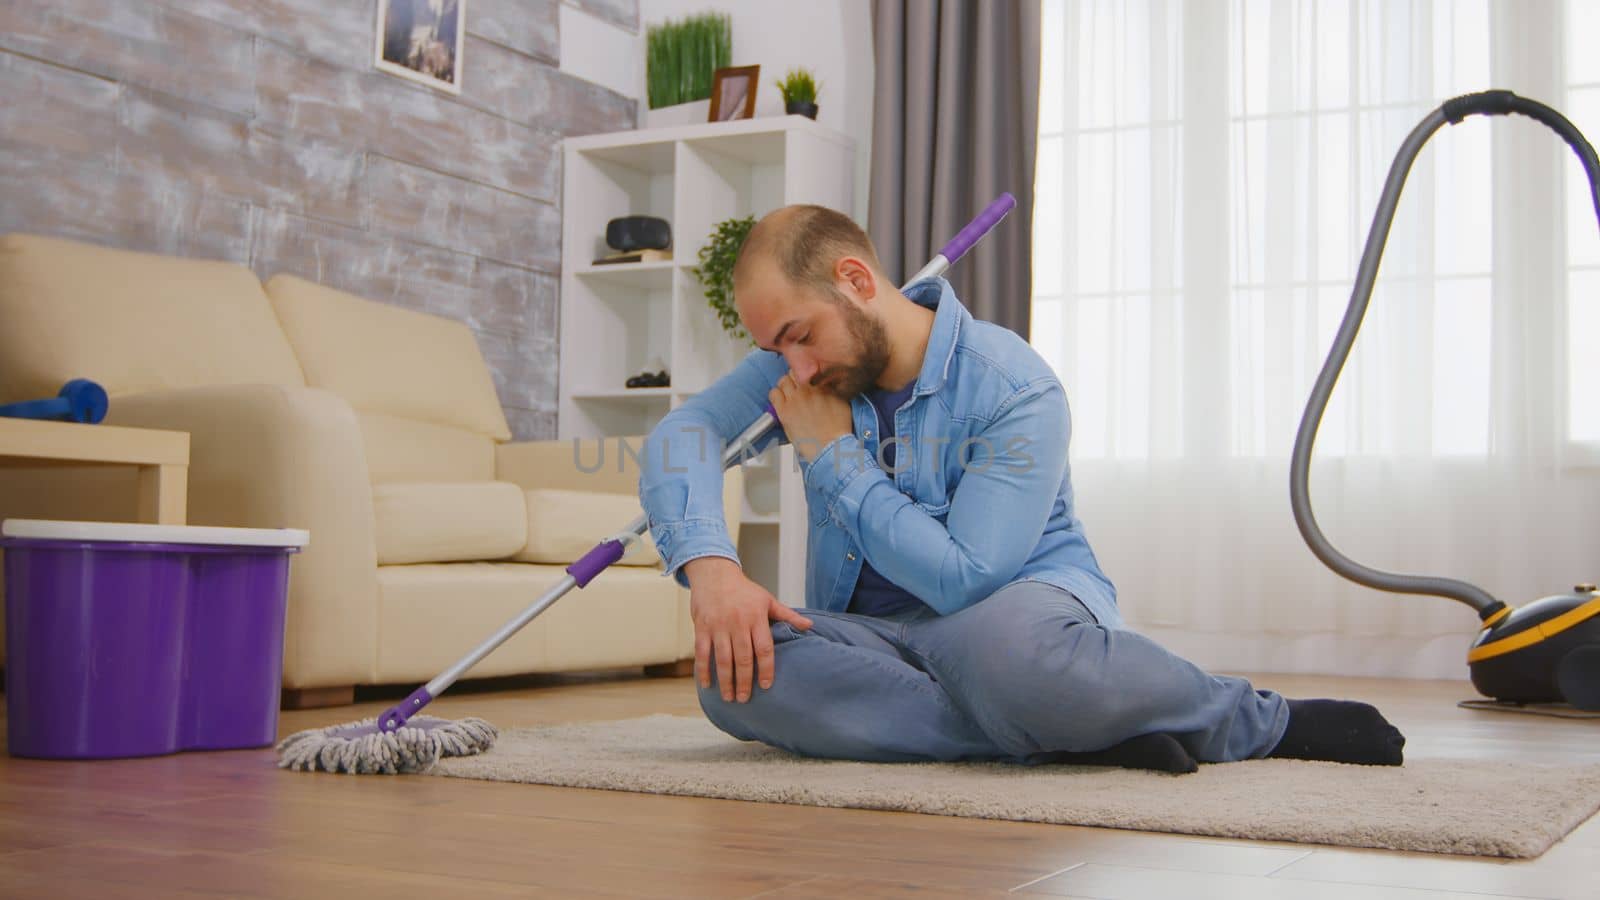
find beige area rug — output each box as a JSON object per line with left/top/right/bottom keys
{"left": 430, "top": 714, "right": 1600, "bottom": 859}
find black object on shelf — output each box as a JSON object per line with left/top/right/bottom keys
{"left": 625, "top": 370, "right": 671, "bottom": 388}
{"left": 606, "top": 216, "right": 672, "bottom": 252}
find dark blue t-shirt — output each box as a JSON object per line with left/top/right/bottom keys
{"left": 847, "top": 380, "right": 927, "bottom": 617}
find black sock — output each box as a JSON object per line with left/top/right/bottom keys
{"left": 1040, "top": 733, "right": 1199, "bottom": 774}
{"left": 1269, "top": 699, "right": 1405, "bottom": 766}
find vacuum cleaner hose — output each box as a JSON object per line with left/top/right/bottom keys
{"left": 1290, "top": 90, "right": 1600, "bottom": 619}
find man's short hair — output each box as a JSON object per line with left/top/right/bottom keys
{"left": 735, "top": 205, "right": 883, "bottom": 298}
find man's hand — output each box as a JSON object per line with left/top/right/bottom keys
{"left": 685, "top": 557, "right": 813, "bottom": 702}
{"left": 769, "top": 373, "right": 853, "bottom": 462}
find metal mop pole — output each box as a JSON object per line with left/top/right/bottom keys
{"left": 376, "top": 193, "right": 1018, "bottom": 732}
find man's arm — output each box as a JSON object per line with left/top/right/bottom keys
{"left": 641, "top": 349, "right": 812, "bottom": 704}
{"left": 804, "top": 379, "right": 1069, "bottom": 615}
{"left": 639, "top": 347, "right": 789, "bottom": 587}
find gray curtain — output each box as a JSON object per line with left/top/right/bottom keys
{"left": 869, "top": 0, "right": 1041, "bottom": 338}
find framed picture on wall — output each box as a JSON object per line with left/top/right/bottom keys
{"left": 708, "top": 65, "right": 760, "bottom": 122}
{"left": 375, "top": 0, "right": 466, "bottom": 94}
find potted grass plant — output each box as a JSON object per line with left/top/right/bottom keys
{"left": 646, "top": 13, "right": 732, "bottom": 127}
{"left": 775, "top": 68, "right": 820, "bottom": 119}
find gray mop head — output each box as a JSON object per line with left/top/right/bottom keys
{"left": 276, "top": 715, "right": 498, "bottom": 775}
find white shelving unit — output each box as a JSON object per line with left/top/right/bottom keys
{"left": 559, "top": 116, "right": 857, "bottom": 606}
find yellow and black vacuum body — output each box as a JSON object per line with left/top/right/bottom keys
{"left": 1290, "top": 90, "right": 1600, "bottom": 711}
{"left": 1468, "top": 591, "right": 1600, "bottom": 710}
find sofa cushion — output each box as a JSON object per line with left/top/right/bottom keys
{"left": 264, "top": 274, "right": 511, "bottom": 440}
{"left": 513, "top": 487, "right": 661, "bottom": 567}
{"left": 0, "top": 234, "right": 305, "bottom": 404}
{"left": 374, "top": 563, "right": 683, "bottom": 683}
{"left": 373, "top": 482, "right": 526, "bottom": 565}
{"left": 495, "top": 437, "right": 745, "bottom": 551}
{"left": 360, "top": 412, "right": 496, "bottom": 484}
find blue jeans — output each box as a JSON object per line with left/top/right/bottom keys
{"left": 698, "top": 581, "right": 1290, "bottom": 764}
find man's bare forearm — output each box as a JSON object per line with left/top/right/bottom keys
{"left": 685, "top": 556, "right": 742, "bottom": 587}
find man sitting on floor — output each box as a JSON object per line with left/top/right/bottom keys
{"left": 638, "top": 204, "right": 1404, "bottom": 773}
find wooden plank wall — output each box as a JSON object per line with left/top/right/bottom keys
{"left": 0, "top": 0, "right": 639, "bottom": 440}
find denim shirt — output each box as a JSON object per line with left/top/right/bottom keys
{"left": 637, "top": 277, "right": 1122, "bottom": 628}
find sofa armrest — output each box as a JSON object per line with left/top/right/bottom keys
{"left": 108, "top": 384, "right": 380, "bottom": 689}
{"left": 496, "top": 437, "right": 743, "bottom": 546}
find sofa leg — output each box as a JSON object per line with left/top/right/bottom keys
{"left": 643, "top": 659, "right": 694, "bottom": 678}
{"left": 281, "top": 685, "right": 356, "bottom": 710}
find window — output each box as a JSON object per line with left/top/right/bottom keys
{"left": 1566, "top": 0, "right": 1600, "bottom": 444}
{"left": 1034, "top": 0, "right": 1182, "bottom": 460}
{"left": 1035, "top": 0, "right": 1502, "bottom": 459}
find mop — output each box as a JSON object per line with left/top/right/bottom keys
{"left": 276, "top": 194, "right": 1018, "bottom": 774}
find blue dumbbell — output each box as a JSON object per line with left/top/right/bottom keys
{"left": 0, "top": 379, "right": 109, "bottom": 424}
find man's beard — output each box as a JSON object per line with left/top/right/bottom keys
{"left": 813, "top": 293, "right": 891, "bottom": 398}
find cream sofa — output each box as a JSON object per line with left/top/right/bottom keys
{"left": 0, "top": 234, "right": 731, "bottom": 705}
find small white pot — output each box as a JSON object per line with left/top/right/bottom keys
{"left": 644, "top": 99, "right": 712, "bottom": 128}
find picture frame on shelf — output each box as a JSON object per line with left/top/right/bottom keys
{"left": 709, "top": 65, "right": 760, "bottom": 122}
{"left": 375, "top": 0, "right": 465, "bottom": 94}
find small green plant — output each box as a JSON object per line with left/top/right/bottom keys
{"left": 775, "top": 68, "right": 820, "bottom": 105}
{"left": 646, "top": 13, "right": 732, "bottom": 110}
{"left": 692, "top": 215, "right": 756, "bottom": 343}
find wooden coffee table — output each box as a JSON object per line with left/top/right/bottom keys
{"left": 0, "top": 418, "right": 190, "bottom": 524}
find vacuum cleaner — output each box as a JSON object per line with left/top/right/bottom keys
{"left": 1291, "top": 90, "right": 1600, "bottom": 711}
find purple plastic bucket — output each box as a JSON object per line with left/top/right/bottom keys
{"left": 1, "top": 519, "right": 308, "bottom": 760}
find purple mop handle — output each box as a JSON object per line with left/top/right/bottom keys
{"left": 938, "top": 193, "right": 1016, "bottom": 265}
{"left": 568, "top": 538, "right": 626, "bottom": 586}
{"left": 380, "top": 686, "right": 434, "bottom": 731}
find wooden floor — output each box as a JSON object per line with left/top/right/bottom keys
{"left": 1, "top": 672, "right": 1597, "bottom": 899}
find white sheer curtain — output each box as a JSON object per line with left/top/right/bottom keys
{"left": 1034, "top": 0, "right": 1600, "bottom": 679}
